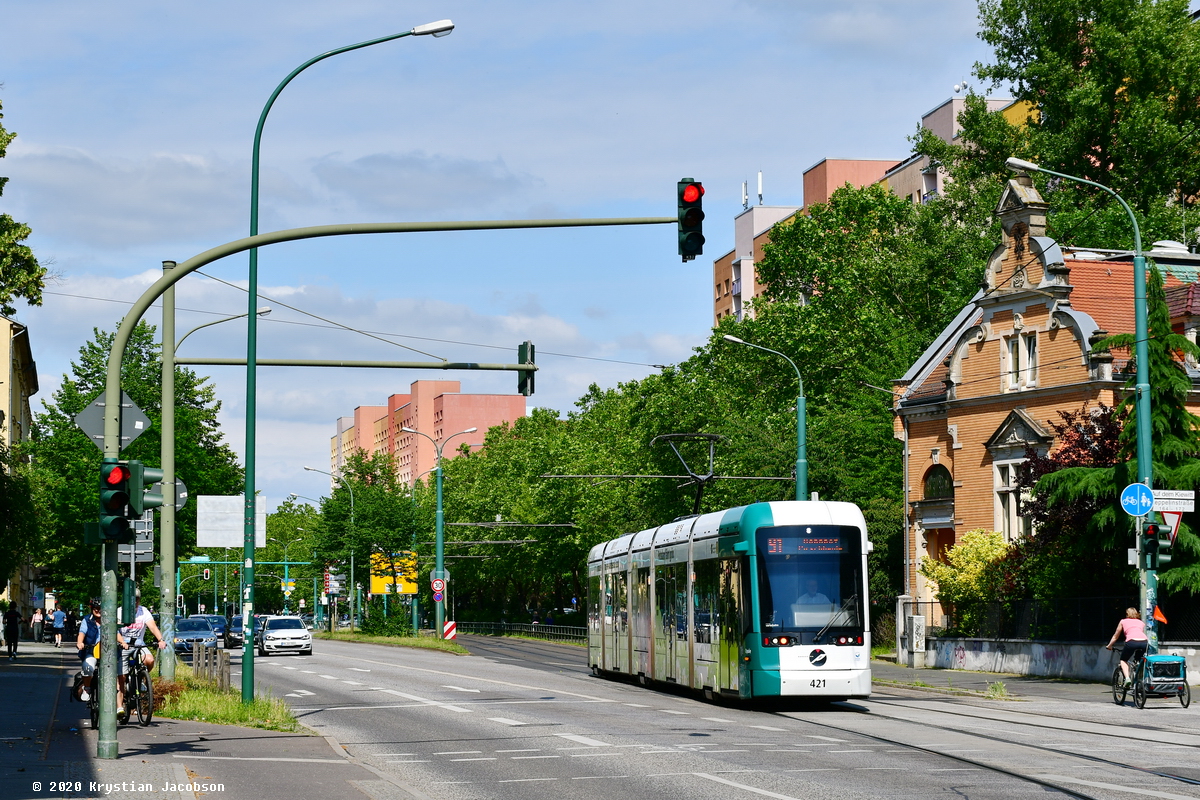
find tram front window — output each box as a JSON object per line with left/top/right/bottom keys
{"left": 757, "top": 525, "right": 863, "bottom": 641}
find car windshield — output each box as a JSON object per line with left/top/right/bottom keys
{"left": 268, "top": 618, "right": 305, "bottom": 630}
{"left": 206, "top": 616, "right": 224, "bottom": 626}
{"left": 176, "top": 619, "right": 212, "bottom": 632}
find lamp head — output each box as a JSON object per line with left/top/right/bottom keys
{"left": 412, "top": 19, "right": 454, "bottom": 37}
{"left": 464, "top": 427, "right": 478, "bottom": 434}
{"left": 256, "top": 306, "right": 272, "bottom": 317}
{"left": 1005, "top": 157, "right": 1041, "bottom": 173}
{"left": 303, "top": 466, "right": 317, "bottom": 473}
{"left": 723, "top": 335, "right": 745, "bottom": 344}
{"left": 402, "top": 427, "right": 416, "bottom": 433}
{"left": 287, "top": 493, "right": 297, "bottom": 500}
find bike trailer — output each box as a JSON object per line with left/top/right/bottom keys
{"left": 1145, "top": 654, "right": 1187, "bottom": 691}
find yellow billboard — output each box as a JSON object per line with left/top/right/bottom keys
{"left": 370, "top": 551, "right": 417, "bottom": 595}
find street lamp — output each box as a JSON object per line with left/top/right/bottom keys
{"left": 240, "top": 20, "right": 454, "bottom": 703}
{"left": 723, "top": 335, "right": 807, "bottom": 500}
{"left": 157, "top": 296, "right": 272, "bottom": 681}
{"left": 1006, "top": 156, "right": 1157, "bottom": 648}
{"left": 402, "top": 426, "right": 477, "bottom": 637}
{"left": 303, "top": 467, "right": 356, "bottom": 630}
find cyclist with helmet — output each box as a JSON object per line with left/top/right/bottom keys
{"left": 75, "top": 600, "right": 126, "bottom": 708}
{"left": 1106, "top": 607, "right": 1149, "bottom": 687}
{"left": 117, "top": 589, "right": 164, "bottom": 714}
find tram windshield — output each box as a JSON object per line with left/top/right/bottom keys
{"left": 756, "top": 525, "right": 863, "bottom": 637}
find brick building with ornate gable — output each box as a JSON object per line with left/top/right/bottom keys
{"left": 893, "top": 173, "right": 1200, "bottom": 606}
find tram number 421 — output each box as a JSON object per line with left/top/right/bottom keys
{"left": 810, "top": 679, "right": 826, "bottom": 688}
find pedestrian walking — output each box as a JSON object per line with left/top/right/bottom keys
{"left": 31, "top": 608, "right": 44, "bottom": 644}
{"left": 51, "top": 607, "right": 66, "bottom": 648}
{"left": 3, "top": 605, "right": 21, "bottom": 660}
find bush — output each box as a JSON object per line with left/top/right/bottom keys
{"left": 919, "top": 529, "right": 1009, "bottom": 635}
{"left": 359, "top": 613, "right": 414, "bottom": 637}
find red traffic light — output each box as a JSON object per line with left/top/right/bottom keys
{"left": 682, "top": 183, "right": 704, "bottom": 203}
{"left": 105, "top": 465, "right": 131, "bottom": 485}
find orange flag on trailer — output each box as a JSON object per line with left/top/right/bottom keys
{"left": 1153, "top": 605, "right": 1169, "bottom": 624}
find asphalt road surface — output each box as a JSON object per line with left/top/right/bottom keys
{"left": 237, "top": 635, "right": 1200, "bottom": 800}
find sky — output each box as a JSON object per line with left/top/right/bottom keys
{"left": 1, "top": 0, "right": 995, "bottom": 509}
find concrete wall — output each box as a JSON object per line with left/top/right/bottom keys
{"left": 927, "top": 636, "right": 1200, "bottom": 685}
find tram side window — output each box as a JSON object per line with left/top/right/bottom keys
{"left": 693, "top": 558, "right": 720, "bottom": 644}
{"left": 655, "top": 562, "right": 686, "bottom": 640}
{"left": 588, "top": 573, "right": 601, "bottom": 632}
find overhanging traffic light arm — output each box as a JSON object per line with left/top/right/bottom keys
{"left": 100, "top": 216, "right": 670, "bottom": 458}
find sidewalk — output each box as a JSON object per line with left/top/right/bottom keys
{"left": 872, "top": 658, "right": 1136, "bottom": 703}
{"left": 0, "top": 641, "right": 420, "bottom": 800}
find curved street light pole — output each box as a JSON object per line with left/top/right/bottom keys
{"left": 303, "top": 467, "right": 356, "bottom": 629}
{"left": 240, "top": 20, "right": 453, "bottom": 704}
{"left": 723, "top": 335, "right": 807, "bottom": 500}
{"left": 1007, "top": 157, "right": 1156, "bottom": 650}
{"left": 402, "top": 427, "right": 477, "bottom": 637}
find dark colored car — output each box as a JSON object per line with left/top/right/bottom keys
{"left": 225, "top": 615, "right": 261, "bottom": 648}
{"left": 172, "top": 617, "right": 217, "bottom": 654}
{"left": 191, "top": 614, "right": 227, "bottom": 646}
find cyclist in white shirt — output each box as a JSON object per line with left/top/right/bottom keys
{"left": 117, "top": 591, "right": 165, "bottom": 722}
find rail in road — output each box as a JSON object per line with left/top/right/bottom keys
{"left": 231, "top": 635, "right": 1200, "bottom": 800}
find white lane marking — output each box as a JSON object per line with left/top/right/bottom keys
{"left": 512, "top": 756, "right": 560, "bottom": 760}
{"left": 928, "top": 769, "right": 980, "bottom": 772}
{"left": 488, "top": 718, "right": 526, "bottom": 726}
{"left": 443, "top": 685, "right": 481, "bottom": 693}
{"left": 750, "top": 725, "right": 786, "bottom": 731}
{"left": 1035, "top": 775, "right": 1199, "bottom": 800}
{"left": 301, "top": 670, "right": 317, "bottom": 674}
{"left": 374, "top": 754, "right": 417, "bottom": 757}
{"left": 829, "top": 750, "right": 871, "bottom": 753}
{"left": 556, "top": 734, "right": 608, "bottom": 747}
{"left": 282, "top": 666, "right": 297, "bottom": 670}
{"left": 387, "top": 760, "right": 430, "bottom": 764}
{"left": 498, "top": 778, "right": 557, "bottom": 783}
{"left": 547, "top": 661, "right": 583, "bottom": 667}
{"left": 174, "top": 755, "right": 350, "bottom": 764}
{"left": 319, "top": 674, "right": 338, "bottom": 680}
{"left": 573, "top": 775, "right": 629, "bottom": 779}
{"left": 451, "top": 758, "right": 496, "bottom": 762}
{"left": 435, "top": 751, "right": 481, "bottom": 755}
{"left": 805, "top": 735, "right": 845, "bottom": 742}
{"left": 497, "top": 749, "right": 541, "bottom": 753}
{"left": 703, "top": 717, "right": 734, "bottom": 722}
{"left": 640, "top": 750, "right": 682, "bottom": 754}
{"left": 348, "top": 667, "right": 370, "bottom": 672}
{"left": 783, "top": 769, "right": 838, "bottom": 773}
{"left": 857, "top": 768, "right": 903, "bottom": 770}
{"left": 571, "top": 753, "right": 620, "bottom": 758}
{"left": 342, "top": 681, "right": 363, "bottom": 686}
{"left": 705, "top": 750, "right": 749, "bottom": 753}
{"left": 292, "top": 690, "right": 314, "bottom": 696}
{"left": 285, "top": 693, "right": 303, "bottom": 697}
{"left": 624, "top": 703, "right": 651, "bottom": 707}
{"left": 377, "top": 687, "right": 471, "bottom": 713}
{"left": 660, "top": 710, "right": 689, "bottom": 715}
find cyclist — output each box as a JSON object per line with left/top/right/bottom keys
{"left": 1106, "top": 607, "right": 1149, "bottom": 687}
{"left": 75, "top": 600, "right": 127, "bottom": 703}
{"left": 117, "top": 590, "right": 164, "bottom": 721}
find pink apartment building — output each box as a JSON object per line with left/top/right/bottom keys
{"left": 330, "top": 380, "right": 526, "bottom": 485}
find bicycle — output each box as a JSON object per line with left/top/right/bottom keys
{"left": 121, "top": 645, "right": 154, "bottom": 726}
{"left": 1112, "top": 648, "right": 1190, "bottom": 709}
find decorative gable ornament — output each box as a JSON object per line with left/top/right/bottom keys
{"left": 984, "top": 409, "right": 1052, "bottom": 455}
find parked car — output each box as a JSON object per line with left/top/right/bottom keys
{"left": 191, "top": 614, "right": 227, "bottom": 646}
{"left": 301, "top": 613, "right": 314, "bottom": 630}
{"left": 173, "top": 617, "right": 218, "bottom": 654}
{"left": 257, "top": 615, "right": 313, "bottom": 657}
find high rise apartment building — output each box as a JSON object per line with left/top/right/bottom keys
{"left": 713, "top": 96, "right": 1022, "bottom": 326}
{"left": 329, "top": 380, "right": 526, "bottom": 486}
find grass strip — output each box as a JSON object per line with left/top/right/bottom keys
{"left": 153, "top": 662, "right": 300, "bottom": 731}
{"left": 313, "top": 630, "right": 470, "bottom": 654}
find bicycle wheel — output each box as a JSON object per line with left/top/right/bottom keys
{"left": 1181, "top": 682, "right": 1191, "bottom": 709}
{"left": 135, "top": 667, "right": 153, "bottom": 725}
{"left": 89, "top": 697, "right": 99, "bottom": 729}
{"left": 1134, "top": 676, "right": 1149, "bottom": 709}
{"left": 1111, "top": 666, "right": 1127, "bottom": 705}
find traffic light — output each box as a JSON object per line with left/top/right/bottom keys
{"left": 97, "top": 458, "right": 133, "bottom": 542}
{"left": 127, "top": 460, "right": 165, "bottom": 516}
{"left": 1154, "top": 523, "right": 1173, "bottom": 568}
{"left": 203, "top": 568, "right": 211, "bottom": 581}
{"left": 1142, "top": 524, "right": 1161, "bottom": 570}
{"left": 517, "top": 340, "right": 535, "bottom": 396}
{"left": 677, "top": 178, "right": 705, "bottom": 262}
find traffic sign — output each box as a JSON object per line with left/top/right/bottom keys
{"left": 74, "top": 390, "right": 152, "bottom": 452}
{"left": 431, "top": 578, "right": 445, "bottom": 593}
{"left": 433, "top": 591, "right": 444, "bottom": 603}
{"left": 1153, "top": 489, "right": 1194, "bottom": 512}
{"left": 1121, "top": 483, "right": 1155, "bottom": 517}
{"left": 1162, "top": 510, "right": 1184, "bottom": 544}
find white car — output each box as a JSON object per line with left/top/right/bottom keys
{"left": 257, "top": 616, "right": 313, "bottom": 657}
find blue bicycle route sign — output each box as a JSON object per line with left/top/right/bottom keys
{"left": 1120, "top": 483, "right": 1155, "bottom": 517}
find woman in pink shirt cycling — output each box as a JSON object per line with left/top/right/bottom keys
{"left": 1106, "top": 607, "right": 1148, "bottom": 687}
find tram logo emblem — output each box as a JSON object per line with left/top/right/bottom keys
{"left": 809, "top": 649, "right": 827, "bottom": 667}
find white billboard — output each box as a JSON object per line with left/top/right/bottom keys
{"left": 197, "top": 495, "right": 266, "bottom": 548}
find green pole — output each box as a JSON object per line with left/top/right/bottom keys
{"left": 435, "top": 464, "right": 445, "bottom": 638}
{"left": 160, "top": 261, "right": 178, "bottom": 679}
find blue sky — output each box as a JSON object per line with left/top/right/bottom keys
{"left": 2, "top": 0, "right": 992, "bottom": 507}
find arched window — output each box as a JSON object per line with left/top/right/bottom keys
{"left": 923, "top": 465, "right": 953, "bottom": 500}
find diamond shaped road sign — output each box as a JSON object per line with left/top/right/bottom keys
{"left": 73, "top": 390, "right": 152, "bottom": 452}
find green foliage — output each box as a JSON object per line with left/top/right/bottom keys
{"left": 0, "top": 444, "right": 48, "bottom": 582}
{"left": 24, "top": 323, "right": 243, "bottom": 607}
{"left": 919, "top": 529, "right": 1011, "bottom": 633}
{"left": 0, "top": 98, "right": 46, "bottom": 317}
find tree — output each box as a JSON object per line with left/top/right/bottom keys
{"left": 25, "top": 322, "right": 243, "bottom": 607}
{"left": 0, "top": 443, "right": 49, "bottom": 584}
{"left": 0, "top": 98, "right": 46, "bottom": 316}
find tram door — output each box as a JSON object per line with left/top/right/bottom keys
{"left": 605, "top": 570, "right": 628, "bottom": 673}
{"left": 718, "top": 557, "right": 745, "bottom": 692}
{"left": 654, "top": 563, "right": 682, "bottom": 682}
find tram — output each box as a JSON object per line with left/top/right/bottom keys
{"left": 587, "top": 500, "right": 872, "bottom": 701}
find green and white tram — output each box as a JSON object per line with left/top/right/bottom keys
{"left": 587, "top": 500, "right": 872, "bottom": 701}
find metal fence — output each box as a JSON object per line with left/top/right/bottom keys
{"left": 455, "top": 621, "right": 587, "bottom": 644}
{"left": 901, "top": 596, "right": 1200, "bottom": 644}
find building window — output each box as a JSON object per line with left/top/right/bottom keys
{"left": 1004, "top": 332, "right": 1038, "bottom": 391}
{"left": 995, "top": 462, "right": 1030, "bottom": 542}
{"left": 923, "top": 465, "right": 953, "bottom": 500}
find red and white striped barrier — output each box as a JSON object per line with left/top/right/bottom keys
{"left": 443, "top": 620, "right": 457, "bottom": 640}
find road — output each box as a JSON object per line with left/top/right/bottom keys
{"left": 235, "top": 635, "right": 1200, "bottom": 800}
